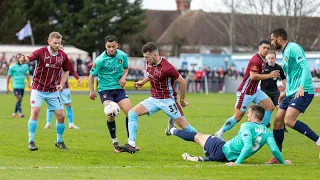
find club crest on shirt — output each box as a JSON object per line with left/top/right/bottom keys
{"left": 118, "top": 59, "right": 122, "bottom": 64}
{"left": 57, "top": 57, "right": 62, "bottom": 64}
{"left": 285, "top": 56, "right": 288, "bottom": 62}
{"left": 93, "top": 63, "right": 96, "bottom": 68}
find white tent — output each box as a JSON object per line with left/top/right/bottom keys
{"left": 0, "top": 44, "right": 88, "bottom": 61}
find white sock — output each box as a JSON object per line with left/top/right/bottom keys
{"left": 112, "top": 138, "right": 118, "bottom": 144}
{"left": 316, "top": 137, "right": 320, "bottom": 146}
{"left": 128, "top": 140, "right": 136, "bottom": 147}
{"left": 216, "top": 129, "right": 224, "bottom": 136}
{"left": 170, "top": 127, "right": 177, "bottom": 135}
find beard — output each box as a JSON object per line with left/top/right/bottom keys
{"left": 272, "top": 43, "right": 281, "bottom": 50}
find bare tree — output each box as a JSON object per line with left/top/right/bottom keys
{"left": 211, "top": 0, "right": 243, "bottom": 53}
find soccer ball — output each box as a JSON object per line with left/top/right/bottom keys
{"left": 104, "top": 102, "right": 120, "bottom": 117}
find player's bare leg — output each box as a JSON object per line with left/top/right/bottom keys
{"left": 215, "top": 109, "right": 245, "bottom": 140}
{"left": 284, "top": 107, "right": 320, "bottom": 159}
{"left": 54, "top": 109, "right": 68, "bottom": 150}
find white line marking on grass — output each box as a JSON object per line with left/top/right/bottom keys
{"left": 0, "top": 163, "right": 319, "bottom": 170}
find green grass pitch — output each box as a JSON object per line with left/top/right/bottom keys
{"left": 0, "top": 93, "right": 319, "bottom": 179}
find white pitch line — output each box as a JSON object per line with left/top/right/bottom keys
{"left": 0, "top": 163, "right": 319, "bottom": 170}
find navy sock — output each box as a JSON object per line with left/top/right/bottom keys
{"left": 17, "top": 101, "right": 22, "bottom": 113}
{"left": 125, "top": 117, "right": 129, "bottom": 138}
{"left": 273, "top": 129, "right": 284, "bottom": 152}
{"left": 293, "top": 120, "right": 319, "bottom": 142}
{"left": 14, "top": 102, "right": 19, "bottom": 113}
{"left": 173, "top": 129, "right": 196, "bottom": 142}
{"left": 107, "top": 121, "right": 116, "bottom": 139}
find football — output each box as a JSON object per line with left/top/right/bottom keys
{"left": 104, "top": 102, "right": 120, "bottom": 117}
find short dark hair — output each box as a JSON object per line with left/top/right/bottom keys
{"left": 142, "top": 42, "right": 158, "bottom": 53}
{"left": 105, "top": 35, "right": 118, "bottom": 43}
{"left": 271, "top": 28, "right": 287, "bottom": 40}
{"left": 259, "top": 40, "right": 271, "bottom": 46}
{"left": 250, "top": 105, "right": 265, "bottom": 121}
{"left": 268, "top": 51, "right": 276, "bottom": 57}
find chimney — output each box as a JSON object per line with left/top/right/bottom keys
{"left": 176, "top": 0, "right": 191, "bottom": 11}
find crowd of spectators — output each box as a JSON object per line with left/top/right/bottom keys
{"left": 2, "top": 52, "right": 320, "bottom": 93}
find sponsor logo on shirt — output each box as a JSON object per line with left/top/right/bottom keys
{"left": 45, "top": 63, "right": 59, "bottom": 68}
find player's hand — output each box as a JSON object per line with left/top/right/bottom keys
{"left": 56, "top": 85, "right": 64, "bottom": 92}
{"left": 284, "top": 160, "right": 292, "bottom": 165}
{"left": 269, "top": 70, "right": 280, "bottom": 78}
{"left": 278, "top": 92, "right": 286, "bottom": 105}
{"left": 119, "top": 78, "right": 126, "bottom": 88}
{"left": 134, "top": 81, "right": 144, "bottom": 90}
{"left": 19, "top": 55, "right": 28, "bottom": 64}
{"left": 294, "top": 87, "right": 304, "bottom": 99}
{"left": 180, "top": 99, "right": 189, "bottom": 107}
{"left": 225, "top": 162, "right": 238, "bottom": 166}
{"left": 89, "top": 91, "right": 97, "bottom": 100}
{"left": 77, "top": 79, "right": 82, "bottom": 86}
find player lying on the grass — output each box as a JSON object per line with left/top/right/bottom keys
{"left": 170, "top": 105, "right": 291, "bottom": 165}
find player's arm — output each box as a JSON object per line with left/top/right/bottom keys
{"left": 6, "top": 75, "right": 11, "bottom": 93}
{"left": 234, "top": 124, "right": 253, "bottom": 164}
{"left": 25, "top": 65, "right": 31, "bottom": 88}
{"left": 266, "top": 136, "right": 286, "bottom": 164}
{"left": 119, "top": 55, "right": 129, "bottom": 88}
{"left": 174, "top": 74, "right": 188, "bottom": 107}
{"left": 20, "top": 49, "right": 41, "bottom": 64}
{"left": 68, "top": 59, "right": 81, "bottom": 85}
{"left": 88, "top": 60, "right": 102, "bottom": 99}
{"left": 57, "top": 58, "right": 70, "bottom": 91}
{"left": 250, "top": 70, "right": 279, "bottom": 80}
{"left": 88, "top": 61, "right": 102, "bottom": 92}
{"left": 135, "top": 76, "right": 149, "bottom": 89}
{"left": 26, "top": 74, "right": 31, "bottom": 88}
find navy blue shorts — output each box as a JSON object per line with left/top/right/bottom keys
{"left": 13, "top": 89, "right": 24, "bottom": 97}
{"left": 204, "top": 136, "right": 228, "bottom": 162}
{"left": 99, "top": 89, "right": 128, "bottom": 103}
{"left": 279, "top": 92, "right": 314, "bottom": 113}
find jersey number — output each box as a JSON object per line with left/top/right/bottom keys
{"left": 168, "top": 104, "right": 178, "bottom": 115}
{"left": 251, "top": 136, "right": 262, "bottom": 151}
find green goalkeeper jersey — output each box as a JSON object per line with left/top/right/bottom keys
{"left": 222, "top": 122, "right": 285, "bottom": 164}
{"left": 90, "top": 49, "right": 128, "bottom": 92}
